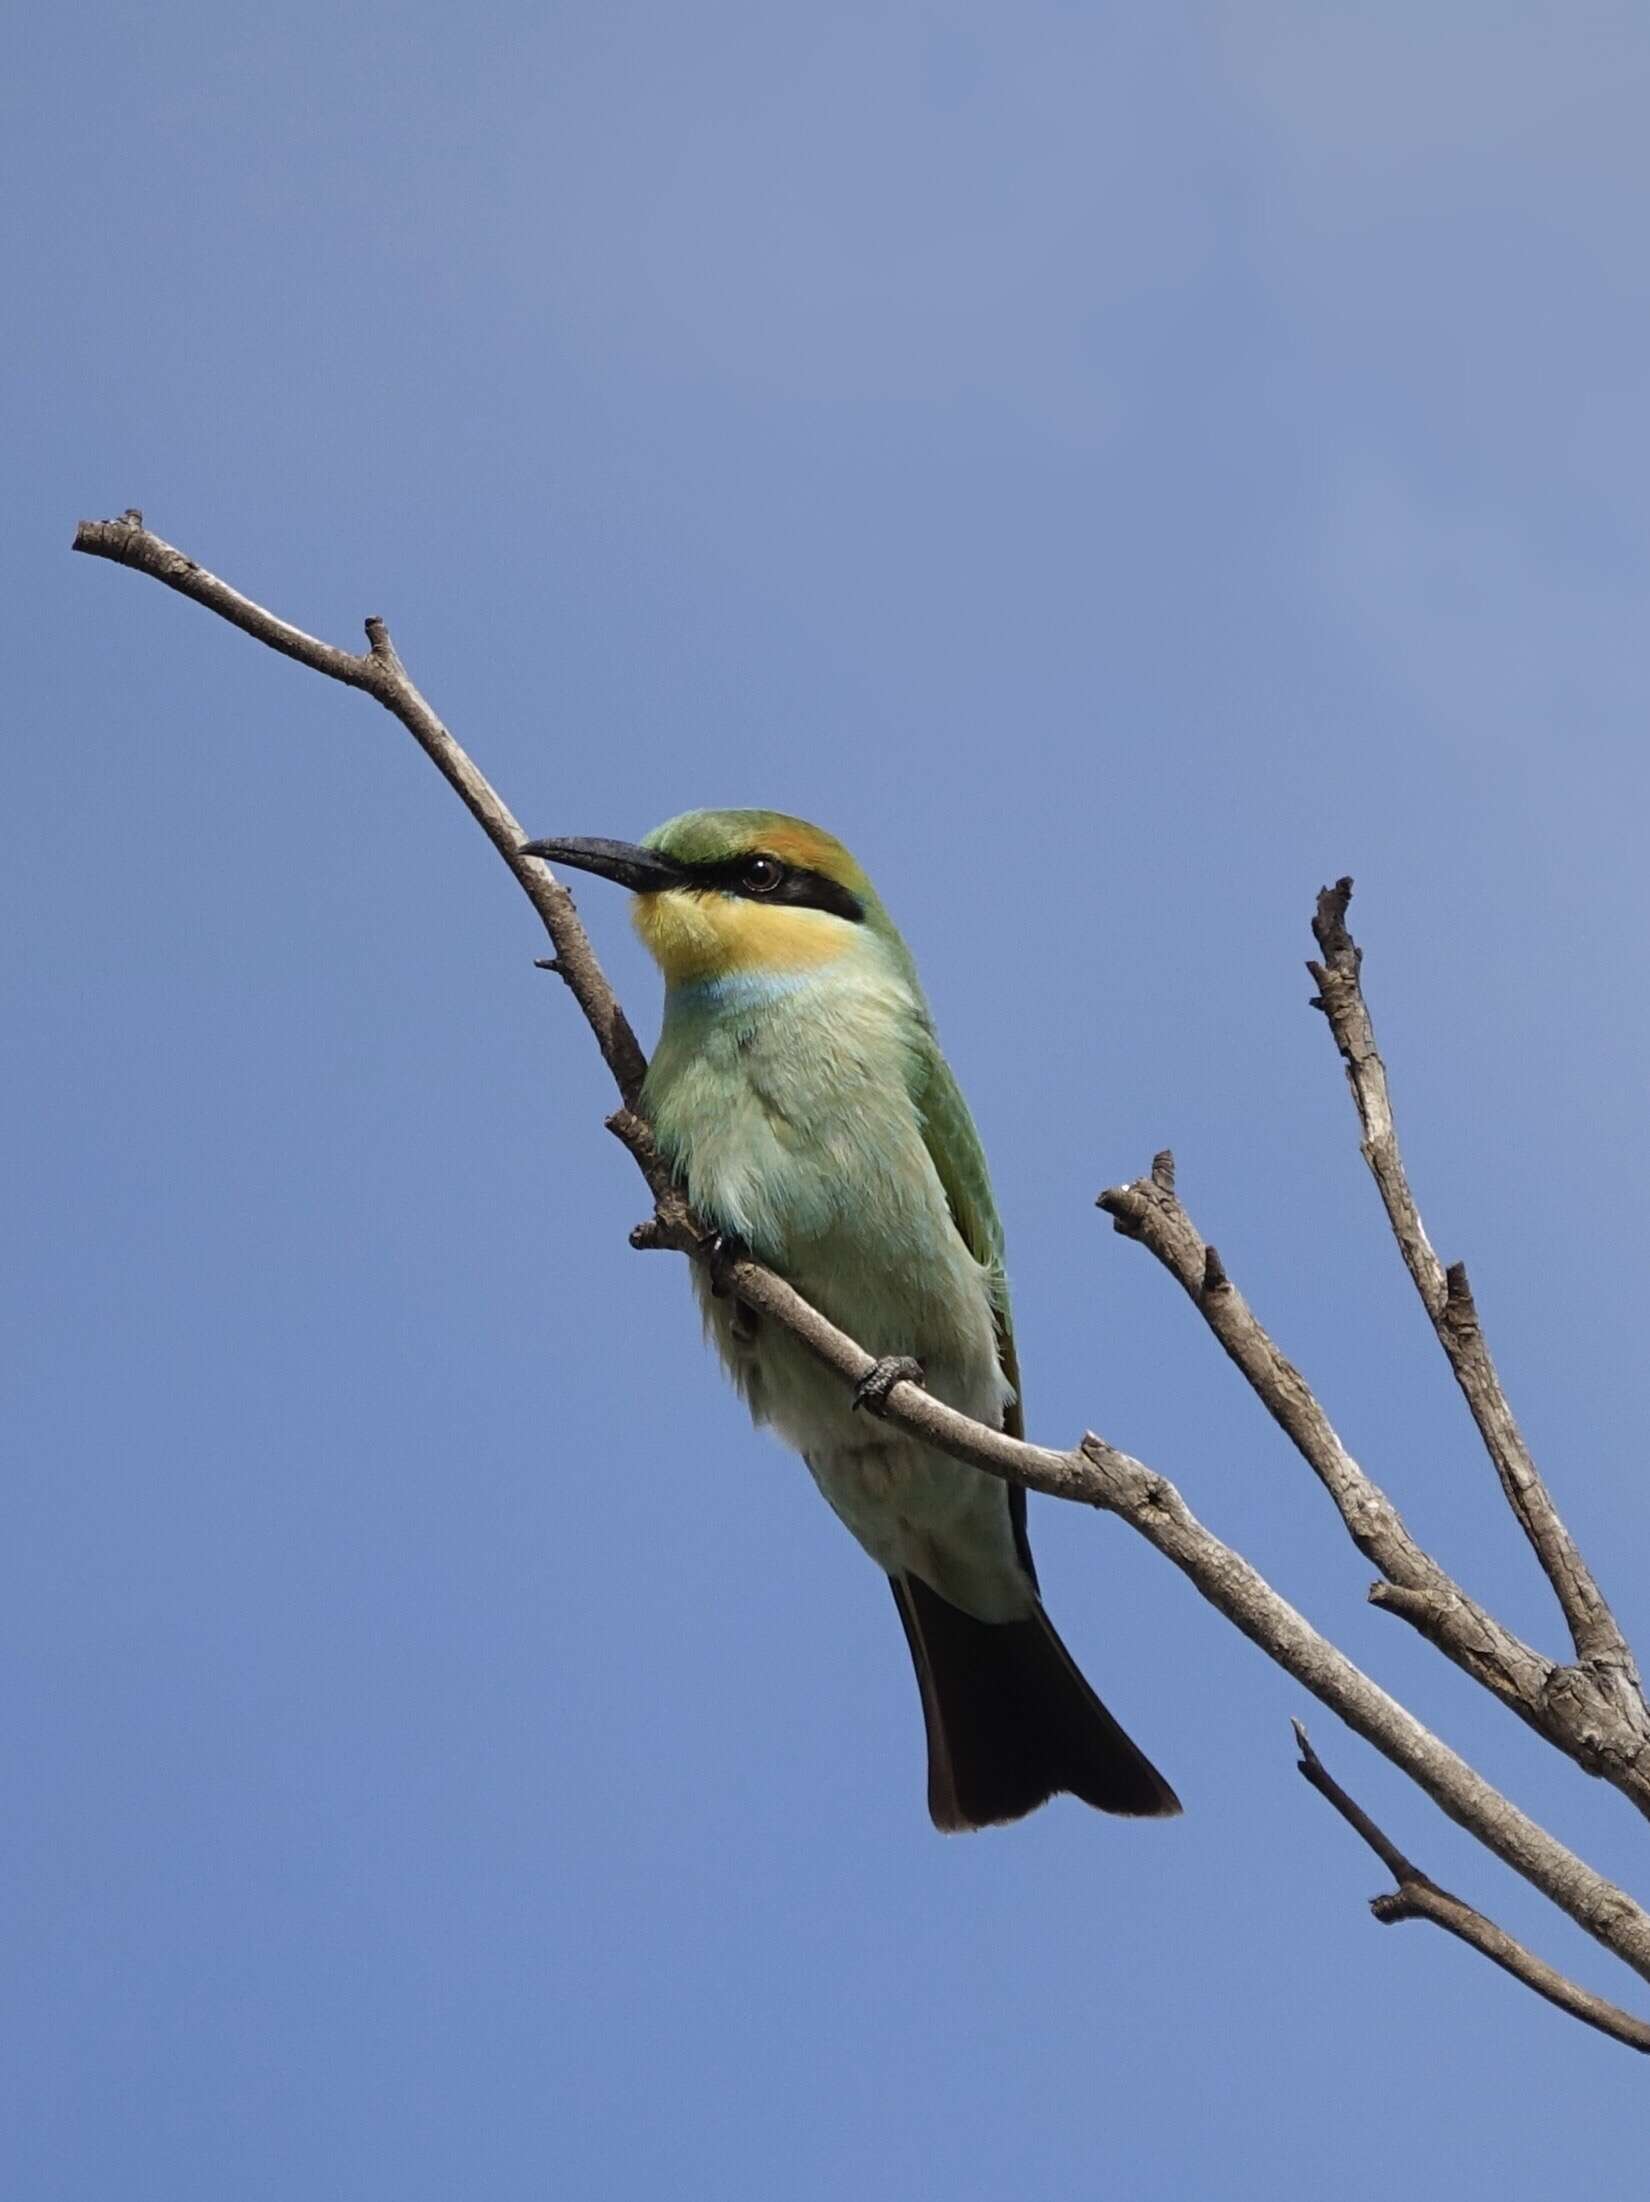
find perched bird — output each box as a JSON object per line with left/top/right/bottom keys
{"left": 522, "top": 809, "right": 1179, "bottom": 1830}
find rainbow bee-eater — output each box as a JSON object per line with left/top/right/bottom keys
{"left": 523, "top": 809, "right": 1179, "bottom": 1830}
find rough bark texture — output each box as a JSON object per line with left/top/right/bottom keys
{"left": 1097, "top": 1154, "right": 1650, "bottom": 1820}
{"left": 1293, "top": 1724, "right": 1650, "bottom": 2054}
{"left": 1308, "top": 880, "right": 1648, "bottom": 1731}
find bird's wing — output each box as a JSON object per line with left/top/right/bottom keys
{"left": 910, "top": 1040, "right": 1035, "bottom": 1582}
{"left": 909, "top": 1040, "right": 1026, "bottom": 1448}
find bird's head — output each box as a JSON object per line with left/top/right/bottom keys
{"left": 521, "top": 808, "right": 892, "bottom": 989}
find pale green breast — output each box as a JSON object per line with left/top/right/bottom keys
{"left": 645, "top": 962, "right": 1013, "bottom": 1402}
{"left": 645, "top": 963, "right": 935, "bottom": 1262}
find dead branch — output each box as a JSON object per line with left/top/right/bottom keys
{"left": 1097, "top": 1159, "right": 1650, "bottom": 1818}
{"left": 73, "top": 509, "right": 1650, "bottom": 2044}
{"left": 71, "top": 512, "right": 653, "bottom": 1123}
{"left": 1292, "top": 1723, "right": 1650, "bottom": 2055}
{"left": 1308, "top": 879, "right": 1648, "bottom": 1746}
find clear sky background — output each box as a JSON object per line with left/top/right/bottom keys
{"left": 7, "top": 5, "right": 1650, "bottom": 2195}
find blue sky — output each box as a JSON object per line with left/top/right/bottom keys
{"left": 8, "top": 5, "right": 1650, "bottom": 2195}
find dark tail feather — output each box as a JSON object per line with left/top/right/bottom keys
{"left": 890, "top": 1572, "right": 1181, "bottom": 1831}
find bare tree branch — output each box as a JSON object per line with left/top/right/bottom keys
{"left": 640, "top": 1200, "right": 1650, "bottom": 1998}
{"left": 1308, "top": 878, "right": 1647, "bottom": 1734}
{"left": 1097, "top": 1159, "right": 1650, "bottom": 1820}
{"left": 72, "top": 511, "right": 654, "bottom": 1122}
{"left": 74, "top": 510, "right": 1650, "bottom": 2041}
{"left": 1293, "top": 1723, "right": 1650, "bottom": 2055}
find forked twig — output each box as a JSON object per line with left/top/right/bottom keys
{"left": 1096, "top": 1158, "right": 1650, "bottom": 1817}
{"left": 1293, "top": 1723, "right": 1650, "bottom": 2055}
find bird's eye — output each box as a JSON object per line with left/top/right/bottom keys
{"left": 742, "top": 855, "right": 784, "bottom": 894}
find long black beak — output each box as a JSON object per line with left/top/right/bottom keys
{"left": 518, "top": 835, "right": 688, "bottom": 894}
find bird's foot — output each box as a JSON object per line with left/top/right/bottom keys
{"left": 698, "top": 1227, "right": 761, "bottom": 1341}
{"left": 851, "top": 1356, "right": 926, "bottom": 1419}
{"left": 697, "top": 1227, "right": 748, "bottom": 1299}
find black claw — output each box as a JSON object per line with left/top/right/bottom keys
{"left": 699, "top": 1228, "right": 748, "bottom": 1299}
{"left": 852, "top": 1355, "right": 926, "bottom": 1418}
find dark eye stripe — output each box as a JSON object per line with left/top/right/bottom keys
{"left": 682, "top": 855, "right": 865, "bottom": 923}
{"left": 769, "top": 866, "right": 865, "bottom": 922}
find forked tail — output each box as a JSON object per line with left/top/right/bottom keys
{"left": 890, "top": 1571, "right": 1181, "bottom": 1830}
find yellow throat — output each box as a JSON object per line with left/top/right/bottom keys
{"left": 632, "top": 889, "right": 851, "bottom": 986}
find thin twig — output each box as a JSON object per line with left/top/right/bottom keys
{"left": 1293, "top": 1723, "right": 1650, "bottom": 2055}
{"left": 1097, "top": 1160, "right": 1650, "bottom": 1819}
{"left": 1308, "top": 877, "right": 1647, "bottom": 1738}
{"left": 73, "top": 510, "right": 1650, "bottom": 2020}
{"left": 72, "top": 511, "right": 653, "bottom": 1118}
